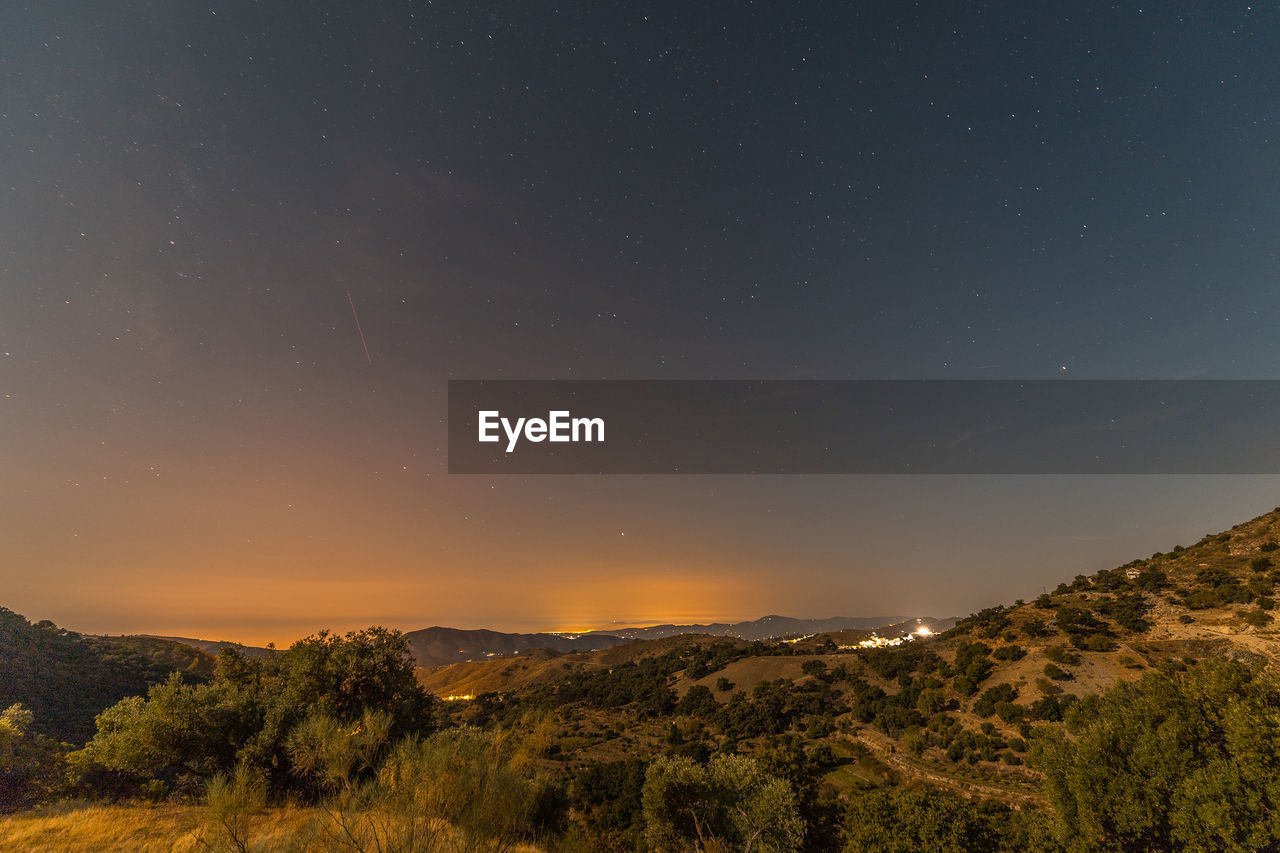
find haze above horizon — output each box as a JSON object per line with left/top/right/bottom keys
{"left": 4, "top": 3, "right": 1279, "bottom": 644}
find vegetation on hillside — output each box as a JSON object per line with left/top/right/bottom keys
{"left": 0, "top": 607, "right": 213, "bottom": 744}
{"left": 7, "top": 507, "right": 1280, "bottom": 850}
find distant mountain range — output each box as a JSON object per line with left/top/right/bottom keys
{"left": 403, "top": 615, "right": 956, "bottom": 666}
{"left": 146, "top": 615, "right": 949, "bottom": 668}
{"left": 586, "top": 614, "right": 919, "bottom": 642}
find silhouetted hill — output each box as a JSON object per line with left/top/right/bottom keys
{"left": 144, "top": 635, "right": 278, "bottom": 660}
{"left": 0, "top": 608, "right": 214, "bottom": 744}
{"left": 589, "top": 614, "right": 914, "bottom": 641}
{"left": 404, "top": 626, "right": 624, "bottom": 667}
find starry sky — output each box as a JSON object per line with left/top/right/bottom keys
{"left": 3, "top": 2, "right": 1280, "bottom": 644}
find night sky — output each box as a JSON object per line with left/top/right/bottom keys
{"left": 4, "top": 2, "right": 1280, "bottom": 644}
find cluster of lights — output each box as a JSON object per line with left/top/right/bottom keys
{"left": 840, "top": 625, "right": 934, "bottom": 650}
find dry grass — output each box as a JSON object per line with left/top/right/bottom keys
{"left": 0, "top": 801, "right": 325, "bottom": 852}
{"left": 0, "top": 802, "right": 204, "bottom": 852}
{"left": 0, "top": 802, "right": 547, "bottom": 853}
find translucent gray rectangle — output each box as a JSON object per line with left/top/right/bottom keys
{"left": 447, "top": 380, "right": 1280, "bottom": 474}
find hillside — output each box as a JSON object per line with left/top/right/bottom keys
{"left": 0, "top": 609, "right": 214, "bottom": 744}
{"left": 417, "top": 634, "right": 761, "bottom": 697}
{"left": 425, "top": 505, "right": 1280, "bottom": 820}
{"left": 417, "top": 617, "right": 956, "bottom": 699}
{"left": 7, "top": 508, "right": 1280, "bottom": 850}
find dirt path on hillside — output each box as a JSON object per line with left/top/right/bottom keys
{"left": 852, "top": 727, "right": 1047, "bottom": 808}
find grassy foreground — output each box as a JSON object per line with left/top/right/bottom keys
{"left": 0, "top": 802, "right": 544, "bottom": 853}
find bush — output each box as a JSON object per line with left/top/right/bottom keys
{"left": 842, "top": 785, "right": 1025, "bottom": 852}
{"left": 1020, "top": 618, "right": 1051, "bottom": 638}
{"left": 1035, "top": 677, "right": 1063, "bottom": 696}
{"left": 1081, "top": 634, "right": 1113, "bottom": 652}
{"left": 1096, "top": 592, "right": 1152, "bottom": 633}
{"left": 1044, "top": 645, "right": 1080, "bottom": 666}
{"left": 991, "top": 645, "right": 1025, "bottom": 662}
{"left": 202, "top": 761, "right": 267, "bottom": 853}
{"left": 1043, "top": 663, "right": 1072, "bottom": 681}
{"left": 674, "top": 685, "right": 720, "bottom": 719}
{"left": 0, "top": 704, "right": 69, "bottom": 810}
{"left": 972, "top": 684, "right": 1018, "bottom": 718}
{"left": 1029, "top": 696, "right": 1065, "bottom": 722}
{"left": 1030, "top": 659, "right": 1280, "bottom": 851}
{"left": 1240, "top": 608, "right": 1273, "bottom": 627}
{"left": 642, "top": 754, "right": 804, "bottom": 852}
{"left": 994, "top": 702, "right": 1025, "bottom": 725}
{"left": 801, "top": 659, "right": 828, "bottom": 679}
{"left": 950, "top": 643, "right": 993, "bottom": 696}
{"left": 1136, "top": 568, "right": 1168, "bottom": 591}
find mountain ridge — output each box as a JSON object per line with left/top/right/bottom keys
{"left": 580, "top": 614, "right": 917, "bottom": 642}
{"left": 139, "top": 615, "right": 951, "bottom": 668}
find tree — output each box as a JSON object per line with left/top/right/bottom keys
{"left": 1030, "top": 658, "right": 1280, "bottom": 851}
{"left": 73, "top": 626, "right": 434, "bottom": 796}
{"left": 0, "top": 704, "right": 68, "bottom": 810}
{"left": 642, "top": 753, "right": 805, "bottom": 852}
{"left": 75, "top": 674, "right": 242, "bottom": 787}
{"left": 842, "top": 785, "right": 1016, "bottom": 853}
{"left": 675, "top": 685, "right": 720, "bottom": 719}
{"left": 274, "top": 627, "right": 432, "bottom": 732}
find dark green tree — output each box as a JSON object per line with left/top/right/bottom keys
{"left": 1031, "top": 658, "right": 1280, "bottom": 851}
{"left": 642, "top": 753, "right": 805, "bottom": 852}
{"left": 842, "top": 785, "right": 1025, "bottom": 853}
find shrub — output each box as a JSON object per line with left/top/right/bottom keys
{"left": 1043, "top": 663, "right": 1072, "bottom": 681}
{"left": 202, "top": 761, "right": 267, "bottom": 853}
{"left": 1240, "top": 608, "right": 1273, "bottom": 627}
{"left": 992, "top": 645, "right": 1025, "bottom": 662}
{"left": 973, "top": 684, "right": 1018, "bottom": 718}
{"left": 642, "top": 754, "right": 804, "bottom": 853}
{"left": 842, "top": 785, "right": 1016, "bottom": 853}
{"left": 994, "top": 702, "right": 1024, "bottom": 724}
{"left": 1030, "top": 659, "right": 1280, "bottom": 851}
{"left": 1035, "top": 677, "right": 1063, "bottom": 696}
{"left": 1045, "top": 645, "right": 1080, "bottom": 666}
{"left": 800, "top": 659, "right": 827, "bottom": 679}
{"left": 1081, "top": 634, "right": 1113, "bottom": 652}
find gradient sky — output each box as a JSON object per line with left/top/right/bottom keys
{"left": 3, "top": 2, "right": 1280, "bottom": 645}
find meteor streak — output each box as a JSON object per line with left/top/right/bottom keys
{"left": 347, "top": 291, "right": 373, "bottom": 365}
